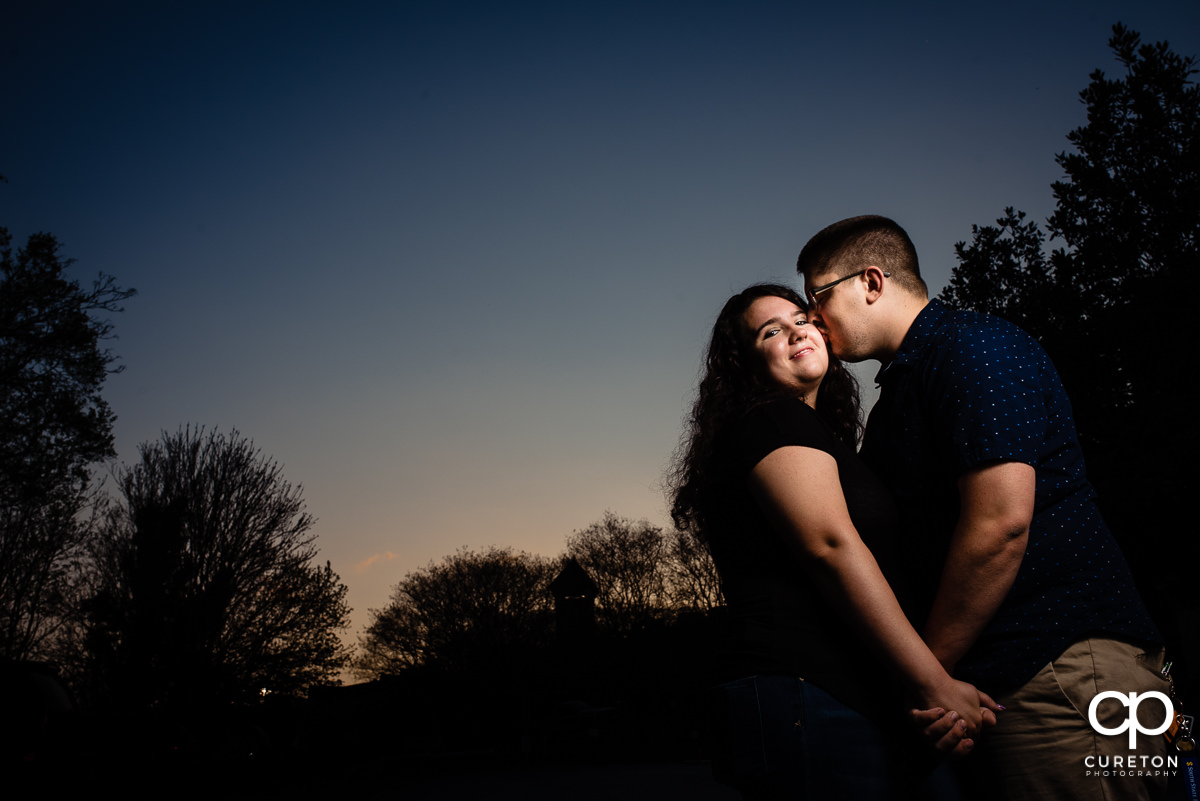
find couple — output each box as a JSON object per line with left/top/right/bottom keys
{"left": 670, "top": 216, "right": 1169, "bottom": 800}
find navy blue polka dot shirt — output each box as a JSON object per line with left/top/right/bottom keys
{"left": 859, "top": 299, "right": 1160, "bottom": 693}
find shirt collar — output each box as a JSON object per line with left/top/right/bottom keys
{"left": 873, "top": 298, "right": 948, "bottom": 384}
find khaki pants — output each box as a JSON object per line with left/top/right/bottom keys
{"left": 964, "top": 637, "right": 1173, "bottom": 801}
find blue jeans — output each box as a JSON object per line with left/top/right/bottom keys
{"left": 708, "top": 675, "right": 959, "bottom": 800}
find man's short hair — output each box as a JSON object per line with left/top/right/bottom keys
{"left": 796, "top": 215, "right": 928, "bottom": 298}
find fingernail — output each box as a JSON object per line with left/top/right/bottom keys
{"left": 997, "top": 704, "right": 1006, "bottom": 711}
{"left": 948, "top": 711, "right": 959, "bottom": 721}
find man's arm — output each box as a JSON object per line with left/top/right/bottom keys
{"left": 923, "top": 460, "right": 1034, "bottom": 674}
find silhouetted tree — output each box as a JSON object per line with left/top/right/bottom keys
{"left": 354, "top": 546, "right": 555, "bottom": 679}
{"left": 941, "top": 207, "right": 1057, "bottom": 338}
{"left": 83, "top": 427, "right": 350, "bottom": 707}
{"left": 941, "top": 23, "right": 1198, "bottom": 455}
{"left": 0, "top": 219, "right": 134, "bottom": 660}
{"left": 664, "top": 525, "right": 723, "bottom": 613}
{"left": 566, "top": 512, "right": 671, "bottom": 635}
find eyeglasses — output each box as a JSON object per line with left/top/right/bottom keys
{"left": 806, "top": 270, "right": 891, "bottom": 306}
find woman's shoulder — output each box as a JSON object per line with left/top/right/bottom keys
{"left": 740, "top": 395, "right": 828, "bottom": 435}
{"left": 722, "top": 396, "right": 839, "bottom": 471}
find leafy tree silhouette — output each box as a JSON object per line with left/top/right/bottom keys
{"left": 941, "top": 24, "right": 1198, "bottom": 457}
{"left": 0, "top": 210, "right": 135, "bottom": 661}
{"left": 354, "top": 546, "right": 555, "bottom": 679}
{"left": 355, "top": 514, "right": 723, "bottom": 678}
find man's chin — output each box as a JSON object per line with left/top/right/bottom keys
{"left": 833, "top": 350, "right": 870, "bottom": 364}
{"left": 828, "top": 343, "right": 856, "bottom": 362}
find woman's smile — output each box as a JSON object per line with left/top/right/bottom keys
{"left": 743, "top": 294, "right": 829, "bottom": 403}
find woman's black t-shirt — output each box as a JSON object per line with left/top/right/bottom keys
{"left": 709, "top": 397, "right": 908, "bottom": 721}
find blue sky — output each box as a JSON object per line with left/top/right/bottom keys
{"left": 4, "top": 0, "right": 1198, "bottom": 645}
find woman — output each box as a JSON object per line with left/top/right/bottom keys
{"left": 668, "top": 284, "right": 995, "bottom": 799}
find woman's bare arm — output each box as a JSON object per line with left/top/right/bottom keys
{"left": 748, "top": 445, "right": 999, "bottom": 735}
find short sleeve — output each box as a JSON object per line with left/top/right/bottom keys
{"left": 725, "top": 398, "right": 838, "bottom": 478}
{"left": 927, "top": 319, "right": 1051, "bottom": 472}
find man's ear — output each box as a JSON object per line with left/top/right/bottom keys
{"left": 863, "top": 266, "right": 887, "bottom": 304}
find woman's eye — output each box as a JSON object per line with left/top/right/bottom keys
{"left": 764, "top": 328, "right": 780, "bottom": 339}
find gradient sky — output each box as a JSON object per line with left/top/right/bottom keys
{"left": 4, "top": 0, "right": 1198, "bottom": 649}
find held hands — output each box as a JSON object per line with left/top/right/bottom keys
{"left": 910, "top": 677, "right": 1002, "bottom": 758}
{"left": 911, "top": 707, "right": 974, "bottom": 758}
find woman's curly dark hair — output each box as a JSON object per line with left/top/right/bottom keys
{"left": 667, "top": 283, "right": 862, "bottom": 539}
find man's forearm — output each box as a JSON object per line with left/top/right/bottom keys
{"left": 924, "top": 461, "right": 1034, "bottom": 673}
{"left": 924, "top": 521, "right": 1027, "bottom": 672}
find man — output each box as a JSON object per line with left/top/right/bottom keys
{"left": 796, "top": 215, "right": 1169, "bottom": 800}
